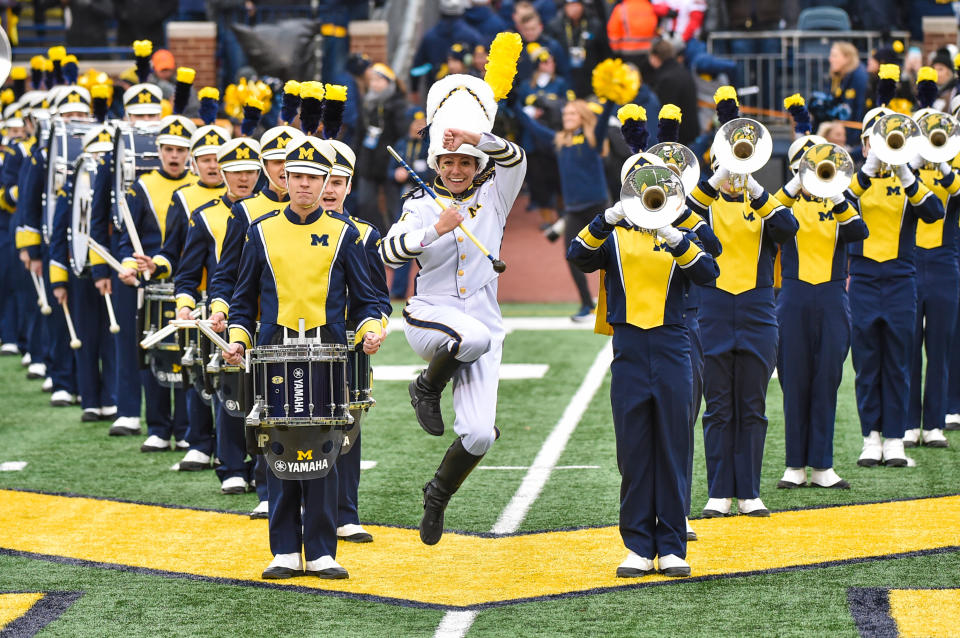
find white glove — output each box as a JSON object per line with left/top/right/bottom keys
{"left": 604, "top": 201, "right": 626, "bottom": 225}
{"left": 909, "top": 154, "right": 925, "bottom": 171}
{"left": 940, "top": 161, "right": 953, "bottom": 176}
{"left": 746, "top": 176, "right": 764, "bottom": 200}
{"left": 828, "top": 192, "right": 846, "bottom": 205}
{"left": 784, "top": 174, "right": 801, "bottom": 198}
{"left": 707, "top": 166, "right": 729, "bottom": 190}
{"left": 862, "top": 149, "right": 880, "bottom": 177}
{"left": 656, "top": 224, "right": 684, "bottom": 248}
{"left": 895, "top": 164, "right": 916, "bottom": 188}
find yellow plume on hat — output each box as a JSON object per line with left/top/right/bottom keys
{"left": 47, "top": 46, "right": 66, "bottom": 61}
{"left": 878, "top": 64, "right": 900, "bottom": 82}
{"left": 917, "top": 66, "right": 938, "bottom": 83}
{"left": 198, "top": 87, "right": 219, "bottom": 100}
{"left": 617, "top": 103, "right": 646, "bottom": 125}
{"left": 176, "top": 67, "right": 196, "bottom": 84}
{"left": 324, "top": 83, "right": 347, "bottom": 102}
{"left": 483, "top": 31, "right": 523, "bottom": 101}
{"left": 659, "top": 104, "right": 682, "bottom": 121}
{"left": 783, "top": 93, "right": 804, "bottom": 109}
{"left": 91, "top": 84, "right": 110, "bottom": 100}
{"left": 714, "top": 85, "right": 738, "bottom": 104}
{"left": 133, "top": 40, "right": 153, "bottom": 58}
{"left": 10, "top": 67, "right": 27, "bottom": 81}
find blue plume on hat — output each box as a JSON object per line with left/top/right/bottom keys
{"left": 657, "top": 104, "right": 682, "bottom": 143}
{"left": 197, "top": 87, "right": 219, "bottom": 125}
{"left": 617, "top": 104, "right": 648, "bottom": 154}
{"left": 299, "top": 82, "right": 324, "bottom": 135}
{"left": 281, "top": 80, "right": 302, "bottom": 125}
{"left": 241, "top": 98, "right": 263, "bottom": 137}
{"left": 321, "top": 83, "right": 347, "bottom": 140}
{"left": 784, "top": 94, "right": 812, "bottom": 135}
{"left": 172, "top": 67, "right": 195, "bottom": 116}
{"left": 63, "top": 61, "right": 79, "bottom": 85}
{"left": 91, "top": 85, "right": 110, "bottom": 123}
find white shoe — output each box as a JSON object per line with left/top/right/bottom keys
{"left": 26, "top": 362, "right": 46, "bottom": 379}
{"left": 1, "top": 343, "right": 20, "bottom": 354}
{"left": 777, "top": 467, "right": 807, "bottom": 488}
{"left": 174, "top": 439, "right": 190, "bottom": 450}
{"left": 738, "top": 498, "right": 770, "bottom": 517}
{"left": 616, "top": 551, "right": 655, "bottom": 578}
{"left": 945, "top": 413, "right": 960, "bottom": 425}
{"left": 41, "top": 377, "right": 53, "bottom": 392}
{"left": 657, "top": 554, "right": 691, "bottom": 577}
{"left": 702, "top": 497, "right": 732, "bottom": 517}
{"left": 881, "top": 438, "right": 915, "bottom": 467}
{"left": 337, "top": 524, "right": 373, "bottom": 543}
{"left": 100, "top": 405, "right": 117, "bottom": 418}
{"left": 305, "top": 555, "right": 348, "bottom": 579}
{"left": 249, "top": 500, "right": 269, "bottom": 519}
{"left": 857, "top": 431, "right": 883, "bottom": 467}
{"left": 20, "top": 353, "right": 31, "bottom": 366}
{"left": 921, "top": 428, "right": 949, "bottom": 448}
{"left": 810, "top": 467, "right": 850, "bottom": 489}
{"left": 262, "top": 553, "right": 303, "bottom": 579}
{"left": 50, "top": 390, "right": 74, "bottom": 406}
{"left": 221, "top": 476, "right": 249, "bottom": 494}
{"left": 903, "top": 428, "right": 921, "bottom": 448}
{"left": 686, "top": 518, "right": 697, "bottom": 542}
{"left": 140, "top": 435, "right": 171, "bottom": 452}
{"left": 109, "top": 417, "right": 141, "bottom": 436}
{"left": 177, "top": 449, "right": 211, "bottom": 471}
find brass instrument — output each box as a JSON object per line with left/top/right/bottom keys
{"left": 620, "top": 165, "right": 685, "bottom": 230}
{"left": 711, "top": 117, "right": 772, "bottom": 174}
{"left": 797, "top": 143, "right": 855, "bottom": 199}
{"left": 869, "top": 112, "right": 921, "bottom": 166}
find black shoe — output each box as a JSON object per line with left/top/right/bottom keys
{"left": 409, "top": 348, "right": 462, "bottom": 436}
{"left": 81, "top": 410, "right": 101, "bottom": 422}
{"left": 686, "top": 530, "right": 698, "bottom": 542}
{"left": 420, "top": 438, "right": 483, "bottom": 545}
{"left": 944, "top": 422, "right": 960, "bottom": 431}
{"left": 261, "top": 566, "right": 303, "bottom": 579}
{"left": 306, "top": 566, "right": 348, "bottom": 579}
{"left": 776, "top": 479, "right": 805, "bottom": 489}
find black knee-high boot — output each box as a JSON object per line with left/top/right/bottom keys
{"left": 420, "top": 437, "right": 483, "bottom": 545}
{"left": 409, "top": 346, "right": 461, "bottom": 435}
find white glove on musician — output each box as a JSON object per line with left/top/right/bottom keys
{"left": 895, "top": 163, "right": 916, "bottom": 188}
{"left": 783, "top": 174, "right": 801, "bottom": 199}
{"left": 656, "top": 225, "right": 684, "bottom": 248}
{"left": 604, "top": 201, "right": 626, "bottom": 225}
{"left": 746, "top": 176, "right": 765, "bottom": 200}
{"left": 707, "top": 167, "right": 729, "bottom": 190}
{"left": 861, "top": 148, "right": 881, "bottom": 177}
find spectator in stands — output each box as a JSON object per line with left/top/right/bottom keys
{"left": 60, "top": 0, "right": 115, "bottom": 47}
{"left": 930, "top": 48, "right": 957, "bottom": 113}
{"left": 499, "top": 0, "right": 558, "bottom": 26}
{"left": 464, "top": 0, "right": 510, "bottom": 43}
{"left": 906, "top": 0, "right": 954, "bottom": 42}
{"left": 410, "top": 0, "right": 484, "bottom": 98}
{"left": 606, "top": 0, "right": 657, "bottom": 68}
{"left": 150, "top": 49, "right": 176, "bottom": 100}
{"left": 356, "top": 62, "right": 409, "bottom": 233}
{"left": 817, "top": 121, "right": 849, "bottom": 148}
{"left": 547, "top": 0, "right": 609, "bottom": 98}
{"left": 514, "top": 1, "right": 570, "bottom": 86}
{"left": 648, "top": 38, "right": 699, "bottom": 145}
{"left": 864, "top": 44, "right": 914, "bottom": 113}
{"left": 444, "top": 43, "right": 470, "bottom": 77}
{"left": 470, "top": 43, "right": 488, "bottom": 78}
{"left": 828, "top": 41, "right": 867, "bottom": 125}
{"left": 714, "top": 0, "right": 783, "bottom": 89}
{"left": 651, "top": 0, "right": 706, "bottom": 43}
{"left": 603, "top": 70, "right": 659, "bottom": 200}
{"left": 114, "top": 0, "right": 177, "bottom": 46}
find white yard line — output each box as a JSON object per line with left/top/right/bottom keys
{"left": 478, "top": 465, "right": 600, "bottom": 470}
{"left": 386, "top": 316, "right": 594, "bottom": 335}
{"left": 433, "top": 340, "right": 613, "bottom": 638}
{"left": 0, "top": 461, "right": 27, "bottom": 471}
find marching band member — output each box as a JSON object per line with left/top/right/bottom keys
{"left": 380, "top": 33, "right": 526, "bottom": 545}
{"left": 0, "top": 67, "right": 29, "bottom": 357}
{"left": 688, "top": 87, "right": 798, "bottom": 517}
{"left": 88, "top": 40, "right": 164, "bottom": 436}
{"left": 774, "top": 95, "right": 868, "bottom": 489}
{"left": 904, "top": 68, "right": 960, "bottom": 449}
{"left": 568, "top": 159, "right": 718, "bottom": 578}
{"left": 224, "top": 134, "right": 384, "bottom": 580}
{"left": 147, "top": 99, "right": 261, "bottom": 494}
{"left": 116, "top": 66, "right": 197, "bottom": 452}
{"left": 847, "top": 65, "right": 944, "bottom": 468}
{"left": 48, "top": 85, "right": 118, "bottom": 422}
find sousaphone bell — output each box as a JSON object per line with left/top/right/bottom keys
{"left": 620, "top": 165, "right": 685, "bottom": 230}
{"left": 711, "top": 117, "right": 772, "bottom": 174}
{"left": 916, "top": 111, "right": 960, "bottom": 163}
{"left": 646, "top": 142, "right": 701, "bottom": 194}
{"left": 869, "top": 112, "right": 921, "bottom": 166}
{"left": 797, "top": 143, "right": 855, "bottom": 199}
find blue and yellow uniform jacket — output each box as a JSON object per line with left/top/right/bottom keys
{"left": 152, "top": 180, "right": 226, "bottom": 279}
{"left": 14, "top": 143, "right": 47, "bottom": 259}
{"left": 207, "top": 187, "right": 288, "bottom": 318}
{"left": 86, "top": 155, "right": 120, "bottom": 281}
{"left": 227, "top": 206, "right": 383, "bottom": 349}
{"left": 117, "top": 169, "right": 196, "bottom": 271}
{"left": 847, "top": 168, "right": 944, "bottom": 278}
{"left": 174, "top": 193, "right": 236, "bottom": 310}
{"left": 567, "top": 214, "right": 719, "bottom": 334}
{"left": 0, "top": 137, "right": 31, "bottom": 221}
{"left": 329, "top": 210, "right": 393, "bottom": 328}
{"left": 688, "top": 181, "right": 798, "bottom": 294}
{"left": 773, "top": 191, "right": 869, "bottom": 284}
{"left": 914, "top": 166, "right": 960, "bottom": 259}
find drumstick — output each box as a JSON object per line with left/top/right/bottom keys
{"left": 386, "top": 145, "right": 506, "bottom": 273}
{"left": 86, "top": 235, "right": 140, "bottom": 287}
{"left": 194, "top": 321, "right": 233, "bottom": 355}
{"left": 117, "top": 195, "right": 150, "bottom": 281}
{"left": 139, "top": 322, "right": 179, "bottom": 349}
{"left": 62, "top": 302, "right": 82, "bottom": 349}
{"left": 104, "top": 292, "right": 120, "bottom": 334}
{"left": 31, "top": 272, "right": 52, "bottom": 315}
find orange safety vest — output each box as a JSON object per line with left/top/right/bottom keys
{"left": 607, "top": 0, "right": 657, "bottom": 53}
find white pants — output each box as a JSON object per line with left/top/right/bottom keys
{"left": 403, "top": 285, "right": 504, "bottom": 455}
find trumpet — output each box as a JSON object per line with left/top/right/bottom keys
{"left": 915, "top": 111, "right": 960, "bottom": 164}
{"left": 620, "top": 165, "right": 685, "bottom": 230}
{"left": 646, "top": 142, "right": 701, "bottom": 195}
{"left": 711, "top": 117, "right": 772, "bottom": 175}
{"left": 869, "top": 112, "right": 921, "bottom": 166}
{"left": 797, "top": 143, "right": 855, "bottom": 199}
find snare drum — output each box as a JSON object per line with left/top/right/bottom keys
{"left": 45, "top": 119, "right": 95, "bottom": 242}
{"left": 139, "top": 283, "right": 183, "bottom": 388}
{"left": 346, "top": 331, "right": 375, "bottom": 410}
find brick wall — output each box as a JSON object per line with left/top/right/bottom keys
{"left": 165, "top": 22, "right": 217, "bottom": 90}
{"left": 349, "top": 21, "right": 389, "bottom": 64}
{"left": 922, "top": 16, "right": 957, "bottom": 60}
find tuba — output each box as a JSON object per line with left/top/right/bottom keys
{"left": 915, "top": 111, "right": 960, "bottom": 164}
{"left": 646, "top": 142, "right": 701, "bottom": 195}
{"left": 620, "top": 164, "right": 685, "bottom": 230}
{"left": 797, "top": 143, "right": 855, "bottom": 198}
{"left": 0, "top": 27, "right": 10, "bottom": 86}
{"left": 711, "top": 117, "right": 772, "bottom": 174}
{"left": 869, "top": 112, "right": 921, "bottom": 165}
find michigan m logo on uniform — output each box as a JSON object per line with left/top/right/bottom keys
{"left": 818, "top": 211, "right": 834, "bottom": 221}
{"left": 204, "top": 133, "right": 221, "bottom": 146}
{"left": 298, "top": 147, "right": 315, "bottom": 160}
{"left": 138, "top": 91, "right": 152, "bottom": 103}
{"left": 311, "top": 234, "right": 329, "bottom": 246}
{"left": 275, "top": 135, "right": 290, "bottom": 148}
{"left": 742, "top": 211, "right": 756, "bottom": 221}
{"left": 168, "top": 124, "right": 183, "bottom": 136}
{"left": 886, "top": 186, "right": 901, "bottom": 196}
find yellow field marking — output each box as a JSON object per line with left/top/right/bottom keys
{"left": 1, "top": 490, "right": 958, "bottom": 608}
{"left": 0, "top": 592, "right": 44, "bottom": 628}
{"left": 889, "top": 589, "right": 960, "bottom": 637}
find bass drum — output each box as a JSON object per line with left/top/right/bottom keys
{"left": 45, "top": 119, "right": 94, "bottom": 243}
{"left": 67, "top": 154, "right": 99, "bottom": 277}
{"left": 112, "top": 124, "right": 161, "bottom": 230}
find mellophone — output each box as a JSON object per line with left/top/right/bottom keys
{"left": 140, "top": 314, "right": 376, "bottom": 480}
